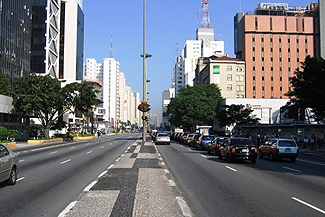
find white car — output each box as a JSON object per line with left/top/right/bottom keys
{"left": 0, "top": 144, "right": 19, "bottom": 185}
{"left": 259, "top": 138, "right": 299, "bottom": 162}
{"left": 155, "top": 133, "right": 170, "bottom": 145}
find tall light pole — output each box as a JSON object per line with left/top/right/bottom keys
{"left": 142, "top": 0, "right": 148, "bottom": 142}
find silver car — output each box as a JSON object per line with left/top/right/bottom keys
{"left": 155, "top": 133, "right": 171, "bottom": 145}
{"left": 0, "top": 144, "right": 19, "bottom": 185}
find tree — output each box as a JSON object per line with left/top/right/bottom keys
{"left": 167, "top": 84, "right": 222, "bottom": 131}
{"left": 217, "top": 104, "right": 260, "bottom": 131}
{"left": 285, "top": 56, "right": 325, "bottom": 122}
{"left": 12, "top": 74, "right": 98, "bottom": 138}
{"left": 0, "top": 72, "right": 10, "bottom": 96}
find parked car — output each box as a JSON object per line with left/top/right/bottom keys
{"left": 196, "top": 135, "right": 215, "bottom": 150}
{"left": 0, "top": 144, "right": 19, "bottom": 185}
{"left": 259, "top": 138, "right": 299, "bottom": 162}
{"left": 219, "top": 137, "right": 258, "bottom": 164}
{"left": 207, "top": 136, "right": 229, "bottom": 155}
{"left": 190, "top": 133, "right": 201, "bottom": 148}
{"left": 184, "top": 134, "right": 194, "bottom": 146}
{"left": 155, "top": 133, "right": 171, "bottom": 145}
{"left": 180, "top": 132, "right": 190, "bottom": 144}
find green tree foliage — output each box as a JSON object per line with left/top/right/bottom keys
{"left": 12, "top": 74, "right": 98, "bottom": 138}
{"left": 0, "top": 126, "right": 8, "bottom": 141}
{"left": 167, "top": 84, "right": 222, "bottom": 131}
{"left": 285, "top": 56, "right": 325, "bottom": 121}
{"left": 217, "top": 104, "right": 260, "bottom": 128}
{"left": 0, "top": 72, "right": 10, "bottom": 96}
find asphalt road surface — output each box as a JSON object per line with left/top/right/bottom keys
{"left": 0, "top": 134, "right": 139, "bottom": 217}
{"left": 157, "top": 141, "right": 325, "bottom": 217}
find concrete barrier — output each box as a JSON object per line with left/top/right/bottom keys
{"left": 27, "top": 138, "right": 63, "bottom": 145}
{"left": 4, "top": 142, "right": 17, "bottom": 149}
{"left": 73, "top": 136, "right": 96, "bottom": 141}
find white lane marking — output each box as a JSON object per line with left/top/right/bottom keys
{"left": 85, "top": 143, "right": 90, "bottom": 146}
{"left": 108, "top": 164, "right": 114, "bottom": 169}
{"left": 109, "top": 143, "right": 112, "bottom": 145}
{"left": 297, "top": 159, "right": 325, "bottom": 166}
{"left": 169, "top": 180, "right": 176, "bottom": 187}
{"left": 58, "top": 201, "right": 78, "bottom": 217}
{"left": 18, "top": 159, "right": 25, "bottom": 163}
{"left": 17, "top": 177, "right": 25, "bottom": 182}
{"left": 22, "top": 151, "right": 28, "bottom": 153}
{"left": 101, "top": 146, "right": 104, "bottom": 149}
{"left": 283, "top": 166, "right": 301, "bottom": 173}
{"left": 50, "top": 151, "right": 58, "bottom": 155}
{"left": 201, "top": 154, "right": 207, "bottom": 158}
{"left": 98, "top": 171, "right": 108, "bottom": 178}
{"left": 188, "top": 148, "right": 193, "bottom": 151}
{"left": 176, "top": 196, "right": 193, "bottom": 217}
{"left": 83, "top": 180, "right": 98, "bottom": 191}
{"left": 60, "top": 159, "right": 71, "bottom": 164}
{"left": 86, "top": 151, "right": 92, "bottom": 154}
{"left": 70, "top": 147, "right": 76, "bottom": 149}
{"left": 292, "top": 197, "right": 325, "bottom": 214}
{"left": 226, "top": 166, "right": 237, "bottom": 172}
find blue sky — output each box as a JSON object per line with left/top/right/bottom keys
{"left": 82, "top": 0, "right": 311, "bottom": 121}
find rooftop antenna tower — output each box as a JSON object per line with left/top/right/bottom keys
{"left": 109, "top": 31, "right": 114, "bottom": 58}
{"left": 201, "top": 0, "right": 211, "bottom": 28}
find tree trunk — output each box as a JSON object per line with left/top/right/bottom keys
{"left": 44, "top": 128, "right": 50, "bottom": 138}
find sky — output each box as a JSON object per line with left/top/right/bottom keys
{"left": 82, "top": 0, "right": 311, "bottom": 122}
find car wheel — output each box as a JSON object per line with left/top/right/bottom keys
{"left": 269, "top": 153, "right": 274, "bottom": 161}
{"left": 251, "top": 158, "right": 257, "bottom": 164}
{"left": 213, "top": 149, "right": 217, "bottom": 156}
{"left": 7, "top": 167, "right": 17, "bottom": 185}
{"left": 259, "top": 151, "right": 263, "bottom": 159}
{"left": 207, "top": 148, "right": 211, "bottom": 155}
{"left": 218, "top": 152, "right": 223, "bottom": 160}
{"left": 290, "top": 157, "right": 296, "bottom": 162}
{"left": 195, "top": 145, "right": 198, "bottom": 150}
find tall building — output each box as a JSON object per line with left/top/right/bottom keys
{"left": 102, "top": 58, "right": 120, "bottom": 128}
{"left": 234, "top": 2, "right": 317, "bottom": 99}
{"left": 174, "top": 56, "right": 184, "bottom": 94}
{"left": 59, "top": 0, "right": 84, "bottom": 81}
{"left": 31, "top": 0, "right": 60, "bottom": 77}
{"left": 0, "top": 0, "right": 32, "bottom": 140}
{"left": 194, "top": 56, "right": 246, "bottom": 98}
{"left": 119, "top": 72, "right": 126, "bottom": 124}
{"left": 179, "top": 0, "right": 224, "bottom": 90}
{"left": 319, "top": 0, "right": 325, "bottom": 58}
{"left": 162, "top": 87, "right": 175, "bottom": 129}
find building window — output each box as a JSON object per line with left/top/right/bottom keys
{"left": 227, "top": 66, "right": 232, "bottom": 71}
{"left": 227, "top": 74, "right": 232, "bottom": 80}
{"left": 227, "top": 84, "right": 232, "bottom": 91}
{"left": 236, "top": 85, "right": 240, "bottom": 91}
{"left": 213, "top": 65, "right": 220, "bottom": 74}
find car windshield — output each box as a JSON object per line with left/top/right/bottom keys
{"left": 218, "top": 138, "right": 227, "bottom": 144}
{"left": 278, "top": 140, "right": 297, "bottom": 147}
{"left": 231, "top": 138, "right": 254, "bottom": 146}
{"left": 158, "top": 133, "right": 169, "bottom": 137}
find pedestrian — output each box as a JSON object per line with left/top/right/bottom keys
{"left": 97, "top": 130, "right": 102, "bottom": 141}
{"left": 303, "top": 136, "right": 309, "bottom": 148}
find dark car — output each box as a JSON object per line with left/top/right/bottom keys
{"left": 196, "top": 135, "right": 215, "bottom": 150}
{"left": 219, "top": 137, "right": 258, "bottom": 164}
{"left": 207, "top": 136, "right": 228, "bottom": 155}
{"left": 190, "top": 134, "right": 201, "bottom": 148}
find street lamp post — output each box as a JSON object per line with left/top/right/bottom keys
{"left": 142, "top": 0, "right": 151, "bottom": 142}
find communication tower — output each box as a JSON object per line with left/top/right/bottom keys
{"left": 201, "top": 0, "right": 211, "bottom": 28}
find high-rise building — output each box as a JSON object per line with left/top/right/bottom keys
{"left": 234, "top": 2, "right": 318, "bottom": 99}
{"left": 31, "top": 0, "right": 60, "bottom": 77}
{"left": 59, "top": 0, "right": 84, "bottom": 81}
{"left": 319, "top": 0, "right": 325, "bottom": 58}
{"left": 162, "top": 87, "right": 175, "bottom": 129}
{"left": 174, "top": 56, "right": 184, "bottom": 94}
{"left": 0, "top": 0, "right": 32, "bottom": 140}
{"left": 102, "top": 58, "right": 120, "bottom": 128}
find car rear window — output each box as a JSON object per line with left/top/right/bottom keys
{"left": 158, "top": 133, "right": 169, "bottom": 137}
{"left": 278, "top": 140, "right": 297, "bottom": 147}
{"left": 231, "top": 138, "right": 253, "bottom": 146}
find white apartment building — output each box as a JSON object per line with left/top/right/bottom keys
{"left": 162, "top": 86, "right": 175, "bottom": 128}
{"left": 180, "top": 27, "right": 224, "bottom": 88}
{"left": 175, "top": 56, "right": 185, "bottom": 94}
{"left": 103, "top": 58, "right": 120, "bottom": 128}
{"left": 119, "top": 72, "right": 126, "bottom": 125}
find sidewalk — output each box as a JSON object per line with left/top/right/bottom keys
{"left": 299, "top": 146, "right": 325, "bottom": 158}
{"left": 58, "top": 139, "right": 193, "bottom": 217}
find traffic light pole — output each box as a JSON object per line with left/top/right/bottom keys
{"left": 142, "top": 0, "right": 147, "bottom": 142}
